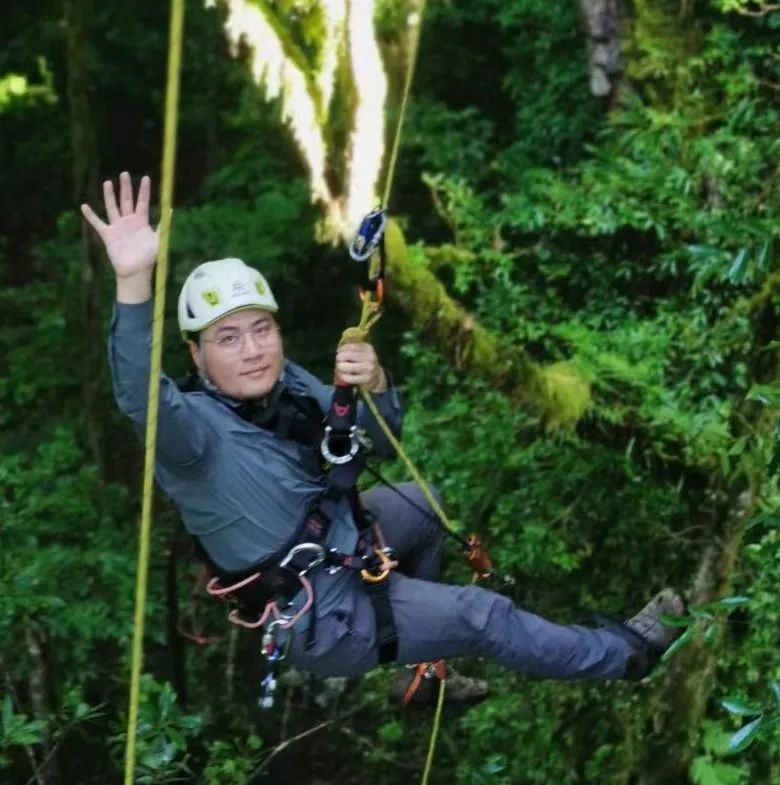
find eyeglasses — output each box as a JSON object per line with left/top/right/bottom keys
{"left": 201, "top": 323, "right": 279, "bottom": 353}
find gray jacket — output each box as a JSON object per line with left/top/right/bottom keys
{"left": 108, "top": 300, "right": 403, "bottom": 618}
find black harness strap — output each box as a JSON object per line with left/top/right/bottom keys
{"left": 178, "top": 371, "right": 399, "bottom": 662}
{"left": 364, "top": 579, "right": 398, "bottom": 664}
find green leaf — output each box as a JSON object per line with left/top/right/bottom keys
{"left": 660, "top": 612, "right": 693, "bottom": 627}
{"left": 1, "top": 696, "right": 13, "bottom": 731}
{"left": 168, "top": 728, "right": 186, "bottom": 750}
{"left": 771, "top": 682, "right": 780, "bottom": 708}
{"left": 755, "top": 239, "right": 773, "bottom": 273}
{"left": 702, "top": 720, "right": 733, "bottom": 756}
{"left": 378, "top": 719, "right": 404, "bottom": 744}
{"left": 709, "top": 596, "right": 749, "bottom": 609}
{"left": 691, "top": 756, "right": 744, "bottom": 785}
{"left": 726, "top": 716, "right": 763, "bottom": 755}
{"left": 662, "top": 627, "right": 695, "bottom": 661}
{"left": 727, "top": 249, "right": 749, "bottom": 284}
{"left": 746, "top": 384, "right": 780, "bottom": 407}
{"left": 10, "top": 725, "right": 45, "bottom": 745}
{"left": 482, "top": 755, "right": 506, "bottom": 775}
{"left": 721, "top": 698, "right": 762, "bottom": 717}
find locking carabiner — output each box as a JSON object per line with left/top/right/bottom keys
{"left": 320, "top": 424, "right": 361, "bottom": 465}
{"left": 349, "top": 208, "right": 387, "bottom": 264}
{"left": 279, "top": 542, "right": 326, "bottom": 576}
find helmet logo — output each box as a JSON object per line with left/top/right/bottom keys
{"left": 255, "top": 280, "right": 267, "bottom": 295}
{"left": 202, "top": 289, "right": 220, "bottom": 306}
{"left": 231, "top": 280, "right": 250, "bottom": 297}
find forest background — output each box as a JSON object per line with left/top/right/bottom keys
{"left": 1, "top": 1, "right": 779, "bottom": 784}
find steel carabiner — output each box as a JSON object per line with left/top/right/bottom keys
{"left": 320, "top": 424, "right": 361, "bottom": 465}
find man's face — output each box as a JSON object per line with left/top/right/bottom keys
{"left": 189, "top": 308, "right": 283, "bottom": 399}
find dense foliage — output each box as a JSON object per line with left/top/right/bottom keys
{"left": 1, "top": 1, "right": 778, "bottom": 783}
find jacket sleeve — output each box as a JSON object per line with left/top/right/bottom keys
{"left": 108, "top": 300, "right": 209, "bottom": 466}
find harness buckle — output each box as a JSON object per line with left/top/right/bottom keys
{"left": 279, "top": 543, "right": 326, "bottom": 577}
{"left": 320, "top": 424, "right": 361, "bottom": 465}
{"left": 361, "top": 547, "right": 398, "bottom": 584}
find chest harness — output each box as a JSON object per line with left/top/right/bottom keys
{"left": 179, "top": 360, "right": 399, "bottom": 707}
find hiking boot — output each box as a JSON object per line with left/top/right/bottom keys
{"left": 391, "top": 662, "right": 489, "bottom": 707}
{"left": 622, "top": 588, "right": 686, "bottom": 680}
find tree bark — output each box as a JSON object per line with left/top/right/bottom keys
{"left": 25, "top": 627, "right": 61, "bottom": 785}
{"left": 578, "top": 0, "right": 625, "bottom": 99}
{"left": 64, "top": 0, "right": 107, "bottom": 478}
{"left": 165, "top": 530, "right": 188, "bottom": 708}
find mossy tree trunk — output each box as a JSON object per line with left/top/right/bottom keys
{"left": 385, "top": 220, "right": 592, "bottom": 428}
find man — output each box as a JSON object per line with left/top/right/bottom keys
{"left": 83, "top": 172, "right": 684, "bottom": 702}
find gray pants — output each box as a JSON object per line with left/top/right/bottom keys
{"left": 287, "top": 483, "right": 632, "bottom": 680}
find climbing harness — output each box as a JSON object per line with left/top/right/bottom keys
{"left": 178, "top": 367, "right": 401, "bottom": 702}
{"left": 200, "top": 495, "right": 400, "bottom": 709}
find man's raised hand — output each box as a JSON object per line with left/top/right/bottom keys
{"left": 81, "top": 172, "right": 159, "bottom": 280}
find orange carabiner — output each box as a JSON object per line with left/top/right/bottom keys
{"left": 361, "top": 547, "right": 397, "bottom": 584}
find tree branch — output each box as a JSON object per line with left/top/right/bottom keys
{"left": 385, "top": 220, "right": 591, "bottom": 428}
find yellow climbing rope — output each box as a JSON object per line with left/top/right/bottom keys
{"left": 422, "top": 674, "right": 447, "bottom": 785}
{"left": 123, "top": 1, "right": 185, "bottom": 783}
{"left": 382, "top": 0, "right": 428, "bottom": 211}
{"left": 350, "top": 0, "right": 453, "bottom": 537}
{"left": 353, "top": 0, "right": 429, "bottom": 346}
{"left": 342, "top": 4, "right": 455, "bottom": 779}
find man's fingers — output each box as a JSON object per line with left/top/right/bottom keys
{"left": 119, "top": 171, "right": 134, "bottom": 216}
{"left": 337, "top": 344, "right": 374, "bottom": 361}
{"left": 103, "top": 180, "right": 120, "bottom": 222}
{"left": 135, "top": 175, "right": 151, "bottom": 219}
{"left": 338, "top": 370, "right": 367, "bottom": 382}
{"left": 336, "top": 363, "right": 374, "bottom": 383}
{"left": 336, "top": 356, "right": 372, "bottom": 369}
{"left": 80, "top": 203, "right": 107, "bottom": 236}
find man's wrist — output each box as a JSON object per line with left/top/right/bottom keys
{"left": 116, "top": 270, "right": 154, "bottom": 304}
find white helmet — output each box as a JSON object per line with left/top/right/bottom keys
{"left": 177, "top": 258, "right": 278, "bottom": 338}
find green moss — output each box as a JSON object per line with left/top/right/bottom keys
{"left": 386, "top": 220, "right": 592, "bottom": 427}
{"left": 628, "top": 0, "right": 703, "bottom": 106}
{"left": 535, "top": 361, "right": 592, "bottom": 428}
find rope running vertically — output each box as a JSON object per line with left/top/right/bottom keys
{"left": 347, "top": 3, "right": 451, "bottom": 783}
{"left": 123, "top": 1, "right": 185, "bottom": 782}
